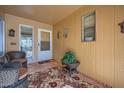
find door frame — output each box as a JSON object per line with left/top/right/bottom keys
{"left": 38, "top": 28, "right": 52, "bottom": 61}
{"left": 19, "top": 24, "right": 34, "bottom": 62}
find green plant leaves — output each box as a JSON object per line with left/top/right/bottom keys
{"left": 62, "top": 51, "right": 76, "bottom": 64}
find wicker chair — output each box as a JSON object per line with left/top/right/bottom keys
{"left": 5, "top": 51, "right": 27, "bottom": 68}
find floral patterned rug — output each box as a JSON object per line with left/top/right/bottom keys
{"left": 28, "top": 67, "right": 111, "bottom": 88}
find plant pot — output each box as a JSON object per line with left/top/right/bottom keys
{"left": 67, "top": 60, "right": 80, "bottom": 70}
{"left": 63, "top": 60, "right": 80, "bottom": 76}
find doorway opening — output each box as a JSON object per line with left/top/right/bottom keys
{"left": 19, "top": 24, "right": 34, "bottom": 62}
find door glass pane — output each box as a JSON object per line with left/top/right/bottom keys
{"left": 0, "top": 18, "right": 4, "bottom": 56}
{"left": 40, "top": 32, "right": 50, "bottom": 51}
{"left": 20, "top": 25, "right": 33, "bottom": 62}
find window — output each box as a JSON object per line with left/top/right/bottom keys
{"left": 41, "top": 32, "right": 50, "bottom": 51}
{"left": 82, "top": 12, "right": 96, "bottom": 42}
{"left": 0, "top": 17, "right": 4, "bottom": 56}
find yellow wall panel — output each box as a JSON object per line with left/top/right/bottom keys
{"left": 53, "top": 6, "right": 124, "bottom": 87}
{"left": 114, "top": 6, "right": 124, "bottom": 87}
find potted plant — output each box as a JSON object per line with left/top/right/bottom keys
{"left": 61, "top": 51, "right": 80, "bottom": 74}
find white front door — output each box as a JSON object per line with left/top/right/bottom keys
{"left": 38, "top": 29, "right": 52, "bottom": 62}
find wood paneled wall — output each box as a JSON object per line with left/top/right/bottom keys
{"left": 114, "top": 6, "right": 124, "bottom": 87}
{"left": 53, "top": 6, "right": 124, "bottom": 87}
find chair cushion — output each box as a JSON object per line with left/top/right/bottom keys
{"left": 11, "top": 58, "right": 26, "bottom": 63}
{"left": 2, "top": 62, "right": 20, "bottom": 69}
{"left": 0, "top": 64, "right": 19, "bottom": 87}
